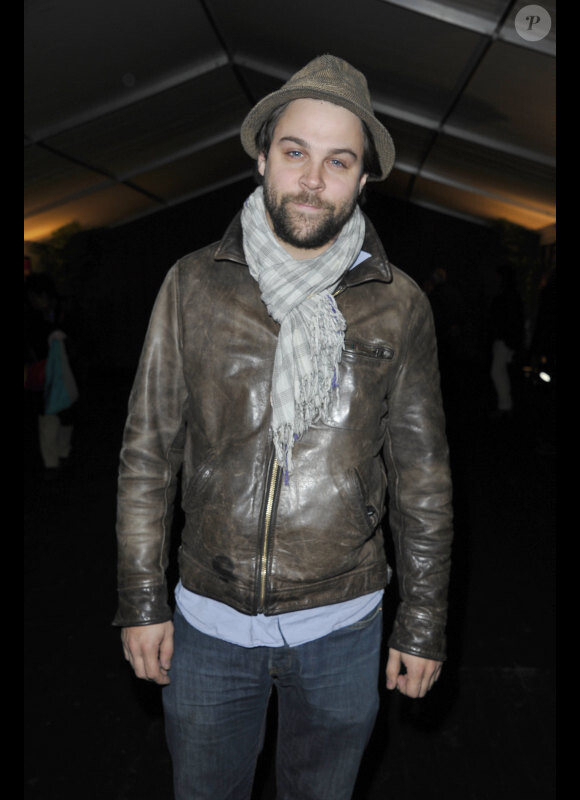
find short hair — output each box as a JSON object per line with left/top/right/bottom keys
{"left": 255, "top": 101, "right": 381, "bottom": 179}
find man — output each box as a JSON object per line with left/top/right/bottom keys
{"left": 115, "top": 55, "right": 453, "bottom": 800}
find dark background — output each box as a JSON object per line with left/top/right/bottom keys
{"left": 24, "top": 182, "right": 556, "bottom": 799}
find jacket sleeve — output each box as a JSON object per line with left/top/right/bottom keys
{"left": 383, "top": 290, "right": 453, "bottom": 661}
{"left": 113, "top": 264, "right": 188, "bottom": 627}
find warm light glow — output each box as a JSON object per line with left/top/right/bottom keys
{"left": 24, "top": 169, "right": 556, "bottom": 243}
{"left": 24, "top": 217, "right": 76, "bottom": 243}
{"left": 410, "top": 174, "right": 556, "bottom": 231}
{"left": 24, "top": 182, "right": 159, "bottom": 243}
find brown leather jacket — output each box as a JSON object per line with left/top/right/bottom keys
{"left": 114, "top": 212, "right": 453, "bottom": 661}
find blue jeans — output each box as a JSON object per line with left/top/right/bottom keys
{"left": 163, "top": 603, "right": 383, "bottom": 800}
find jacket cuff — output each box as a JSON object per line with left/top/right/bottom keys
{"left": 112, "top": 584, "right": 173, "bottom": 628}
{"left": 388, "top": 609, "right": 447, "bottom": 662}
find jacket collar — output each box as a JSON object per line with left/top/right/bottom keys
{"left": 213, "top": 209, "right": 393, "bottom": 286}
{"left": 213, "top": 212, "right": 247, "bottom": 264}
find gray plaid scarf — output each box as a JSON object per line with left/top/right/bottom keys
{"left": 241, "top": 187, "right": 365, "bottom": 478}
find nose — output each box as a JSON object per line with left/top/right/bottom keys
{"left": 300, "top": 161, "right": 324, "bottom": 191}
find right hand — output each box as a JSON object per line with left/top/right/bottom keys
{"left": 121, "top": 621, "right": 174, "bottom": 685}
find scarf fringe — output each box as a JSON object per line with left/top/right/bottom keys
{"left": 242, "top": 188, "right": 365, "bottom": 478}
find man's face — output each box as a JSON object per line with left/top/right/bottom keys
{"left": 257, "top": 99, "right": 368, "bottom": 259}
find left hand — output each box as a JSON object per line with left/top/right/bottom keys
{"left": 386, "top": 647, "right": 442, "bottom": 698}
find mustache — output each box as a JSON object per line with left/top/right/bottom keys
{"left": 284, "top": 192, "right": 333, "bottom": 211}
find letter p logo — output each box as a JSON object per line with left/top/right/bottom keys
{"left": 515, "top": 5, "right": 552, "bottom": 42}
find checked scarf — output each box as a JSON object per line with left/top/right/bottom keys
{"left": 241, "top": 187, "right": 366, "bottom": 478}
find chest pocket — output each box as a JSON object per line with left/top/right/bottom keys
{"left": 322, "top": 338, "right": 394, "bottom": 431}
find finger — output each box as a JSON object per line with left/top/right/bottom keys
{"left": 121, "top": 630, "right": 167, "bottom": 684}
{"left": 406, "top": 663, "right": 441, "bottom": 698}
{"left": 121, "top": 630, "right": 136, "bottom": 665}
{"left": 398, "top": 672, "right": 423, "bottom": 698}
{"left": 398, "top": 663, "right": 431, "bottom": 698}
{"left": 385, "top": 650, "right": 402, "bottom": 690}
{"left": 133, "top": 650, "right": 168, "bottom": 684}
{"left": 139, "top": 641, "right": 170, "bottom": 684}
{"left": 427, "top": 662, "right": 442, "bottom": 692}
{"left": 158, "top": 628, "right": 174, "bottom": 673}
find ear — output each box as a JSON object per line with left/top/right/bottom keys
{"left": 358, "top": 172, "right": 369, "bottom": 195}
{"left": 257, "top": 152, "right": 267, "bottom": 178}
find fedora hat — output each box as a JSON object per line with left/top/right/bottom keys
{"left": 240, "top": 54, "right": 395, "bottom": 181}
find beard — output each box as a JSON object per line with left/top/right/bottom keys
{"left": 263, "top": 178, "right": 360, "bottom": 251}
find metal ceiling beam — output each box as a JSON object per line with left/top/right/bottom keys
{"left": 378, "top": 0, "right": 506, "bottom": 35}
{"left": 115, "top": 125, "right": 244, "bottom": 182}
{"left": 24, "top": 0, "right": 555, "bottom": 237}
{"left": 402, "top": 0, "right": 523, "bottom": 200}
{"left": 235, "top": 54, "right": 554, "bottom": 167}
{"left": 199, "top": 0, "right": 261, "bottom": 107}
{"left": 24, "top": 55, "right": 231, "bottom": 143}
{"left": 377, "top": 0, "right": 555, "bottom": 56}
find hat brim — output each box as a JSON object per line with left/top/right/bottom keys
{"left": 240, "top": 87, "right": 395, "bottom": 182}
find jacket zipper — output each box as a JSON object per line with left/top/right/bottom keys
{"left": 257, "top": 450, "right": 282, "bottom": 612}
{"left": 255, "top": 285, "right": 343, "bottom": 610}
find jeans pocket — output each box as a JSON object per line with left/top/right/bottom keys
{"left": 343, "top": 601, "right": 383, "bottom": 632}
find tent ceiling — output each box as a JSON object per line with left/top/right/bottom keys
{"left": 24, "top": 0, "right": 556, "bottom": 243}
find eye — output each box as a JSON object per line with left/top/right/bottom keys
{"left": 329, "top": 159, "right": 346, "bottom": 169}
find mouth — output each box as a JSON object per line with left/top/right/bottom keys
{"left": 292, "top": 202, "right": 323, "bottom": 214}
{"left": 290, "top": 194, "right": 328, "bottom": 212}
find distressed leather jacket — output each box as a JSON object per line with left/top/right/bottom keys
{"left": 114, "top": 213, "right": 453, "bottom": 662}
